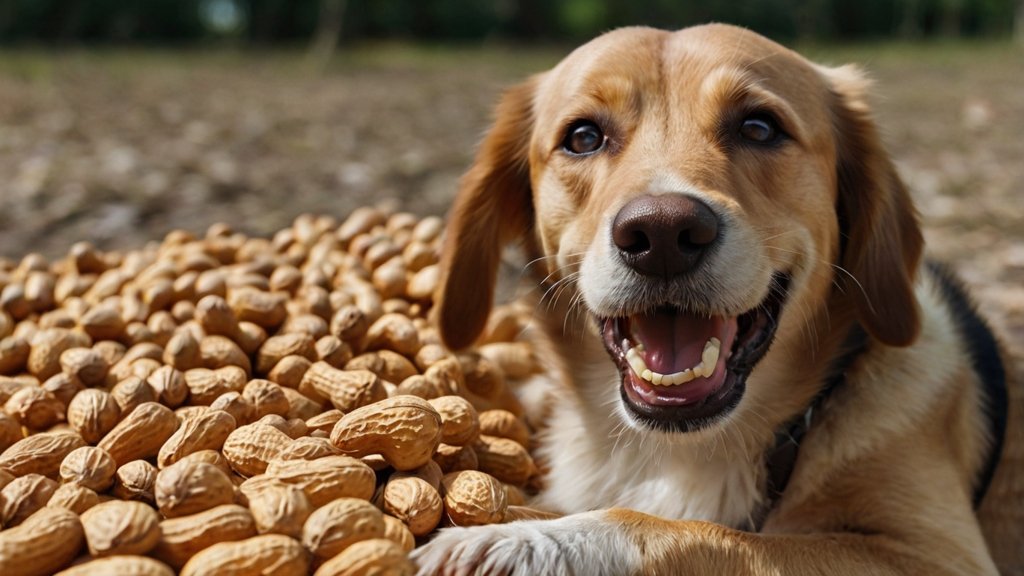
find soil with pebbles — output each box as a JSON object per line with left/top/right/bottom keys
{"left": 0, "top": 44, "right": 1022, "bottom": 346}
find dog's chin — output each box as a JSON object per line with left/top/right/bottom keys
{"left": 598, "top": 274, "right": 790, "bottom": 434}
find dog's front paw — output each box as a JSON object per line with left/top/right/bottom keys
{"left": 411, "top": 513, "right": 638, "bottom": 576}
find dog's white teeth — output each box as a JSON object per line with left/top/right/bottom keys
{"left": 625, "top": 346, "right": 647, "bottom": 376}
{"left": 625, "top": 337, "right": 722, "bottom": 386}
{"left": 698, "top": 338, "right": 721, "bottom": 377}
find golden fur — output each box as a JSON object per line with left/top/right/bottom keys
{"left": 414, "top": 24, "right": 1023, "bottom": 575}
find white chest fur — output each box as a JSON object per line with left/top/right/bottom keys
{"left": 530, "top": 356, "right": 765, "bottom": 529}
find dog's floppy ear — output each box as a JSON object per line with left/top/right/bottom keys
{"left": 434, "top": 79, "right": 538, "bottom": 350}
{"left": 824, "top": 65, "right": 923, "bottom": 347}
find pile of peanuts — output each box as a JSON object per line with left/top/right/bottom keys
{"left": 0, "top": 208, "right": 546, "bottom": 575}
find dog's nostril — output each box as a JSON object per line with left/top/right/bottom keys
{"left": 620, "top": 230, "right": 651, "bottom": 254}
{"left": 678, "top": 219, "right": 718, "bottom": 249}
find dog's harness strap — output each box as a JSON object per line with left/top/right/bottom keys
{"left": 924, "top": 261, "right": 1008, "bottom": 508}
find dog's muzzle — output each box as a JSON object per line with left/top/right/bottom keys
{"left": 599, "top": 194, "right": 789, "bottom": 432}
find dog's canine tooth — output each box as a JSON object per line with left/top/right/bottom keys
{"left": 700, "top": 338, "right": 720, "bottom": 377}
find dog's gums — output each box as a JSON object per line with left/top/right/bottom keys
{"left": 600, "top": 274, "right": 790, "bottom": 432}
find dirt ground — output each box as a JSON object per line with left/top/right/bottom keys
{"left": 0, "top": 41, "right": 1022, "bottom": 345}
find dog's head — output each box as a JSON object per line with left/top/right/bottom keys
{"left": 435, "top": 24, "right": 922, "bottom": 433}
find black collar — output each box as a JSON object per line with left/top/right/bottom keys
{"left": 762, "top": 323, "right": 869, "bottom": 510}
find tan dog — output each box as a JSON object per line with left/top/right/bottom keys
{"left": 412, "top": 24, "right": 1023, "bottom": 575}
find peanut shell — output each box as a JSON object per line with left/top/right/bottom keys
{"left": 80, "top": 500, "right": 161, "bottom": 557}
{"left": 330, "top": 395, "right": 442, "bottom": 471}
{"left": 180, "top": 534, "right": 309, "bottom": 576}
{"left": 0, "top": 506, "right": 84, "bottom": 576}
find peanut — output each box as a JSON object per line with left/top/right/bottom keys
{"left": 66, "top": 389, "right": 120, "bottom": 444}
{"left": 242, "top": 379, "right": 290, "bottom": 419}
{"left": 315, "top": 335, "right": 352, "bottom": 368}
{"left": 177, "top": 449, "right": 233, "bottom": 479}
{"left": 221, "top": 422, "right": 293, "bottom": 477}
{"left": 382, "top": 473, "right": 443, "bottom": 536}
{"left": 60, "top": 446, "right": 116, "bottom": 492}
{"left": 42, "top": 372, "right": 84, "bottom": 407}
{"left": 209, "top": 391, "right": 256, "bottom": 425}
{"left": 1, "top": 473, "right": 58, "bottom": 527}
{"left": 265, "top": 455, "right": 375, "bottom": 507}
{"left": 458, "top": 353, "right": 507, "bottom": 400}
{"left": 330, "top": 395, "right": 442, "bottom": 471}
{"left": 473, "top": 434, "right": 537, "bottom": 486}
{"left": 59, "top": 347, "right": 108, "bottom": 386}
{"left": 199, "top": 335, "right": 251, "bottom": 374}
{"left": 158, "top": 408, "right": 236, "bottom": 468}
{"left": 478, "top": 341, "right": 538, "bottom": 379}
{"left": 477, "top": 409, "right": 531, "bottom": 447}
{"left": 441, "top": 470, "right": 508, "bottom": 526}
{"left": 274, "top": 435, "right": 341, "bottom": 461}
{"left": 245, "top": 479, "right": 311, "bottom": 538}
{"left": 305, "top": 408, "right": 344, "bottom": 434}
{"left": 382, "top": 514, "right": 416, "bottom": 553}
{"left": 28, "top": 328, "right": 91, "bottom": 380}
{"left": 256, "top": 333, "right": 317, "bottom": 374}
{"left": 55, "top": 556, "right": 174, "bottom": 576}
{"left": 183, "top": 366, "right": 247, "bottom": 405}
{"left": 80, "top": 500, "right": 161, "bottom": 557}
{"left": 0, "top": 506, "right": 84, "bottom": 576}
{"left": 428, "top": 395, "right": 480, "bottom": 446}
{"left": 110, "top": 375, "right": 157, "bottom": 415}
{"left": 112, "top": 459, "right": 158, "bottom": 504}
{"left": 266, "top": 354, "right": 311, "bottom": 388}
{"left": 98, "top": 402, "right": 179, "bottom": 466}
{"left": 478, "top": 305, "right": 523, "bottom": 345}
{"left": 47, "top": 482, "right": 100, "bottom": 514}
{"left": 163, "top": 331, "right": 201, "bottom": 371}
{"left": 147, "top": 365, "right": 189, "bottom": 408}
{"left": 302, "top": 497, "right": 385, "bottom": 561}
{"left": 0, "top": 413, "right": 20, "bottom": 453}
{"left": 314, "top": 538, "right": 415, "bottom": 576}
{"left": 0, "top": 430, "right": 86, "bottom": 478}
{"left": 155, "top": 459, "right": 235, "bottom": 518}
{"left": 0, "top": 212, "right": 544, "bottom": 569}
{"left": 346, "top": 350, "right": 418, "bottom": 384}
{"left": 228, "top": 288, "right": 287, "bottom": 329}
{"left": 4, "top": 386, "right": 64, "bottom": 430}
{"left": 365, "top": 313, "right": 420, "bottom": 357}
{"left": 258, "top": 413, "right": 308, "bottom": 439}
{"left": 0, "top": 336, "right": 30, "bottom": 376}
{"left": 180, "top": 534, "right": 309, "bottom": 576}
{"left": 153, "top": 504, "right": 257, "bottom": 569}
{"left": 329, "top": 305, "right": 368, "bottom": 344}
{"left": 300, "top": 361, "right": 385, "bottom": 412}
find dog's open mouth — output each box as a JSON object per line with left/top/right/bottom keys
{"left": 600, "top": 274, "right": 790, "bottom": 432}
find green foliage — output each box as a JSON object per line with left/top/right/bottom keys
{"left": 0, "top": 0, "right": 1015, "bottom": 44}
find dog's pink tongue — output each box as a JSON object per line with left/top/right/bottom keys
{"left": 631, "top": 310, "right": 728, "bottom": 373}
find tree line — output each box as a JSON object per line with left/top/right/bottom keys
{"left": 0, "top": 0, "right": 1018, "bottom": 45}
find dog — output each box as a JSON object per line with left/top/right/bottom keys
{"left": 412, "top": 24, "right": 1022, "bottom": 575}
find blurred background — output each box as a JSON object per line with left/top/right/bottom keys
{"left": 0, "top": 0, "right": 1022, "bottom": 339}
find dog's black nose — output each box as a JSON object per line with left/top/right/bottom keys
{"left": 612, "top": 194, "right": 719, "bottom": 277}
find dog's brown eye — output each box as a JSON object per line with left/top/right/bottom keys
{"left": 563, "top": 122, "right": 605, "bottom": 155}
{"left": 739, "top": 115, "right": 782, "bottom": 144}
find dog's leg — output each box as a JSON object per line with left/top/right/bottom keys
{"left": 411, "top": 508, "right": 998, "bottom": 576}
{"left": 411, "top": 511, "right": 640, "bottom": 576}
